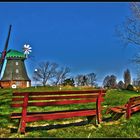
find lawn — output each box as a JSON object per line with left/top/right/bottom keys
{"left": 1, "top": 86, "right": 140, "bottom": 138}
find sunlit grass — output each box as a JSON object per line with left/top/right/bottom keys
{"left": 1, "top": 86, "right": 140, "bottom": 138}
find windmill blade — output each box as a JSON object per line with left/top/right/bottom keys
{"left": 23, "top": 44, "right": 32, "bottom": 57}
{"left": 0, "top": 25, "right": 12, "bottom": 76}
{"left": 28, "top": 47, "right": 32, "bottom": 50}
{"left": 4, "top": 25, "right": 12, "bottom": 52}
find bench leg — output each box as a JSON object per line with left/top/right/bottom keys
{"left": 126, "top": 104, "right": 131, "bottom": 119}
{"left": 97, "top": 113, "right": 102, "bottom": 124}
{"left": 18, "top": 119, "right": 26, "bottom": 134}
{"left": 126, "top": 111, "right": 131, "bottom": 119}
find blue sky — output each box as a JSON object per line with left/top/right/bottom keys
{"left": 0, "top": 2, "right": 139, "bottom": 86}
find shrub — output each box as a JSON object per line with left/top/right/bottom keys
{"left": 62, "top": 78, "right": 75, "bottom": 86}
{"left": 133, "top": 86, "right": 140, "bottom": 92}
{"left": 126, "top": 84, "right": 134, "bottom": 91}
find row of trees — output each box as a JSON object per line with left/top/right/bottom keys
{"left": 33, "top": 61, "right": 97, "bottom": 87}
{"left": 33, "top": 61, "right": 133, "bottom": 89}
{"left": 75, "top": 73, "right": 97, "bottom": 87}
{"left": 103, "top": 69, "right": 131, "bottom": 89}
{"left": 33, "top": 61, "right": 70, "bottom": 86}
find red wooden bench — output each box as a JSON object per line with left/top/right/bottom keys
{"left": 10, "top": 89, "right": 106, "bottom": 134}
{"left": 126, "top": 95, "right": 140, "bottom": 119}
{"left": 106, "top": 95, "right": 140, "bottom": 120}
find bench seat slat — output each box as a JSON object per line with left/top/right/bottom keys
{"left": 131, "top": 101, "right": 140, "bottom": 106}
{"left": 11, "top": 98, "right": 104, "bottom": 107}
{"left": 109, "top": 108, "right": 125, "bottom": 113}
{"left": 10, "top": 109, "right": 95, "bottom": 119}
{"left": 25, "top": 109, "right": 96, "bottom": 122}
{"left": 130, "top": 96, "right": 140, "bottom": 102}
{"left": 131, "top": 105, "right": 140, "bottom": 113}
{"left": 106, "top": 105, "right": 126, "bottom": 114}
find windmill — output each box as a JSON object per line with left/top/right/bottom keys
{"left": 0, "top": 25, "right": 31, "bottom": 88}
{"left": 0, "top": 25, "right": 12, "bottom": 80}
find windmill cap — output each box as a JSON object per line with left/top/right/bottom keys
{"left": 6, "top": 49, "right": 26, "bottom": 59}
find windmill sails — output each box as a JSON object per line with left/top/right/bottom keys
{"left": 23, "top": 44, "right": 32, "bottom": 58}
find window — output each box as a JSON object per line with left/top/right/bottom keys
{"left": 16, "top": 81, "right": 21, "bottom": 86}
{"left": 16, "top": 69, "right": 19, "bottom": 73}
{"left": 16, "top": 62, "right": 18, "bottom": 65}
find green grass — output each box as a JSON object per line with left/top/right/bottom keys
{"left": 1, "top": 87, "right": 140, "bottom": 138}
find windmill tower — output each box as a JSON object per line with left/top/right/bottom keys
{"left": 0, "top": 25, "right": 31, "bottom": 88}
{"left": 1, "top": 49, "right": 31, "bottom": 88}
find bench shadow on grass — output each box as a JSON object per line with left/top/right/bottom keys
{"left": 11, "top": 113, "right": 125, "bottom": 133}
{"left": 102, "top": 113, "right": 124, "bottom": 122}
{"left": 11, "top": 120, "right": 91, "bottom": 133}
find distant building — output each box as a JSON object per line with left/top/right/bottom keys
{"left": 0, "top": 49, "right": 31, "bottom": 88}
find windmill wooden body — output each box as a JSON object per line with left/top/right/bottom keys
{"left": 0, "top": 49, "right": 31, "bottom": 88}
{"left": 0, "top": 25, "right": 31, "bottom": 88}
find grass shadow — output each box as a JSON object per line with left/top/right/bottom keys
{"left": 10, "top": 115, "right": 126, "bottom": 134}
{"left": 102, "top": 113, "right": 124, "bottom": 122}
{"left": 10, "top": 119, "right": 95, "bottom": 133}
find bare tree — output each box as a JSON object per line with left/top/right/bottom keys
{"left": 53, "top": 67, "right": 70, "bottom": 86}
{"left": 116, "top": 2, "right": 140, "bottom": 47}
{"left": 131, "top": 53, "right": 140, "bottom": 79}
{"left": 131, "top": 2, "right": 140, "bottom": 19}
{"left": 75, "top": 73, "right": 97, "bottom": 87}
{"left": 33, "top": 61, "right": 58, "bottom": 86}
{"left": 52, "top": 68, "right": 62, "bottom": 86}
{"left": 86, "top": 73, "right": 97, "bottom": 86}
{"left": 103, "top": 75, "right": 117, "bottom": 89}
{"left": 116, "top": 3, "right": 140, "bottom": 81}
{"left": 110, "top": 75, "right": 117, "bottom": 88}
{"left": 75, "top": 74, "right": 87, "bottom": 86}
{"left": 103, "top": 75, "right": 110, "bottom": 88}
{"left": 133, "top": 78, "right": 140, "bottom": 86}
{"left": 75, "top": 74, "right": 83, "bottom": 86}
{"left": 124, "top": 69, "right": 131, "bottom": 88}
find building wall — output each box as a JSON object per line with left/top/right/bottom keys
{"left": 1, "top": 59, "right": 31, "bottom": 81}
{"left": 0, "top": 57, "right": 31, "bottom": 88}
{"left": 0, "top": 80, "right": 31, "bottom": 88}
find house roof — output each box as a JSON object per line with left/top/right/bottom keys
{"left": 6, "top": 49, "right": 26, "bottom": 59}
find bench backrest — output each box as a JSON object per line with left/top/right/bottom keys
{"left": 11, "top": 89, "right": 106, "bottom": 108}
{"left": 126, "top": 95, "right": 140, "bottom": 119}
{"left": 129, "top": 96, "right": 140, "bottom": 106}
